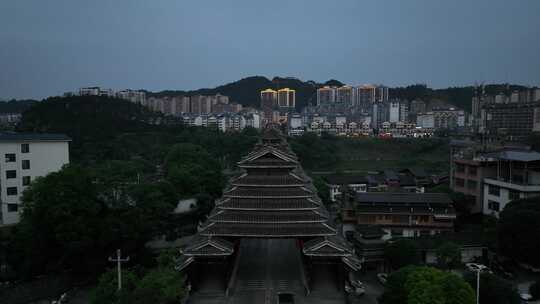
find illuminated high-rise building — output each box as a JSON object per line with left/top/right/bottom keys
{"left": 316, "top": 86, "right": 336, "bottom": 105}
{"left": 260, "top": 89, "right": 278, "bottom": 122}
{"left": 356, "top": 85, "right": 376, "bottom": 110}
{"left": 277, "top": 88, "right": 295, "bottom": 108}
{"left": 336, "top": 85, "right": 354, "bottom": 105}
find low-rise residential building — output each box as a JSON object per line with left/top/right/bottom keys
{"left": 432, "top": 107, "right": 466, "bottom": 129}
{"left": 78, "top": 86, "right": 115, "bottom": 97}
{"left": 0, "top": 133, "right": 71, "bottom": 226}
{"left": 180, "top": 112, "right": 261, "bottom": 132}
{"left": 482, "top": 150, "right": 540, "bottom": 217}
{"left": 325, "top": 175, "right": 368, "bottom": 202}
{"left": 449, "top": 140, "right": 499, "bottom": 213}
{"left": 342, "top": 193, "right": 456, "bottom": 240}
{"left": 0, "top": 113, "right": 21, "bottom": 126}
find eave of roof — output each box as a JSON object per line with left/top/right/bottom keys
{"left": 0, "top": 132, "right": 72, "bottom": 142}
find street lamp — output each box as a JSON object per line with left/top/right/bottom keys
{"left": 476, "top": 269, "right": 481, "bottom": 304}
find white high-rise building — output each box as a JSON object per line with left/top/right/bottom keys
{"left": 389, "top": 101, "right": 400, "bottom": 123}
{"left": 277, "top": 88, "right": 296, "bottom": 108}
{"left": 117, "top": 89, "right": 146, "bottom": 104}
{"left": 0, "top": 133, "right": 70, "bottom": 226}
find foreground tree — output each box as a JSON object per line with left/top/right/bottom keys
{"left": 380, "top": 266, "right": 475, "bottom": 304}
{"left": 531, "top": 280, "right": 540, "bottom": 300}
{"left": 384, "top": 239, "right": 419, "bottom": 270}
{"left": 464, "top": 272, "right": 521, "bottom": 304}
{"left": 91, "top": 251, "right": 185, "bottom": 304}
{"left": 165, "top": 143, "right": 224, "bottom": 197}
{"left": 9, "top": 165, "right": 107, "bottom": 277}
{"left": 8, "top": 165, "right": 178, "bottom": 278}
{"left": 498, "top": 197, "right": 540, "bottom": 267}
{"left": 90, "top": 269, "right": 138, "bottom": 304}
{"left": 435, "top": 242, "right": 462, "bottom": 270}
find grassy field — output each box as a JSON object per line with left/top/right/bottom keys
{"left": 291, "top": 134, "right": 450, "bottom": 174}
{"left": 336, "top": 138, "right": 449, "bottom": 173}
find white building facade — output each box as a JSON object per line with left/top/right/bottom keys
{"left": 1, "top": 134, "right": 70, "bottom": 226}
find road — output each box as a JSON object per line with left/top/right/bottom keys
{"left": 190, "top": 238, "right": 358, "bottom": 304}
{"left": 231, "top": 239, "right": 304, "bottom": 304}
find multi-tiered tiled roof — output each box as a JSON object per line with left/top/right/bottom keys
{"left": 198, "top": 128, "right": 336, "bottom": 238}
{"left": 177, "top": 127, "right": 360, "bottom": 271}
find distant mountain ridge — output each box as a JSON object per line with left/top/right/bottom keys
{"left": 148, "top": 76, "right": 326, "bottom": 110}
{"left": 0, "top": 99, "right": 38, "bottom": 113}
{"left": 4, "top": 77, "right": 534, "bottom": 114}
{"left": 147, "top": 76, "right": 533, "bottom": 112}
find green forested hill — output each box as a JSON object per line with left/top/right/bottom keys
{"left": 0, "top": 99, "right": 38, "bottom": 113}
{"left": 391, "top": 84, "right": 530, "bottom": 112}
{"left": 16, "top": 95, "right": 160, "bottom": 159}
{"left": 149, "top": 76, "right": 321, "bottom": 110}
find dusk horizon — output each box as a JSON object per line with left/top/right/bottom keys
{"left": 2, "top": 0, "right": 540, "bottom": 100}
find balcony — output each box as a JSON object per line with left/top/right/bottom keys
{"left": 484, "top": 178, "right": 540, "bottom": 192}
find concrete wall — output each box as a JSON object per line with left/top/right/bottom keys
{"left": 1, "top": 141, "right": 69, "bottom": 225}
{"left": 425, "top": 247, "right": 484, "bottom": 264}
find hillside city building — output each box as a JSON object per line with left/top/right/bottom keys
{"left": 471, "top": 86, "right": 540, "bottom": 141}
{"left": 0, "top": 133, "right": 70, "bottom": 226}
{"left": 450, "top": 140, "right": 540, "bottom": 216}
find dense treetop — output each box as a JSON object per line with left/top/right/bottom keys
{"left": 0, "top": 99, "right": 37, "bottom": 113}
{"left": 379, "top": 266, "right": 475, "bottom": 304}
{"left": 498, "top": 196, "right": 540, "bottom": 267}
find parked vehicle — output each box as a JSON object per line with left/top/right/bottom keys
{"left": 377, "top": 273, "right": 388, "bottom": 285}
{"left": 348, "top": 272, "right": 364, "bottom": 289}
{"left": 519, "top": 293, "right": 533, "bottom": 302}
{"left": 345, "top": 282, "right": 354, "bottom": 294}
{"left": 344, "top": 282, "right": 365, "bottom": 296}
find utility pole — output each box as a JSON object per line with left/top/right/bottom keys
{"left": 108, "top": 249, "right": 130, "bottom": 291}
{"left": 476, "top": 269, "right": 480, "bottom": 304}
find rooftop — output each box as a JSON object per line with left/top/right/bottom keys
{"left": 485, "top": 150, "right": 540, "bottom": 162}
{"left": 355, "top": 192, "right": 453, "bottom": 204}
{"left": 0, "top": 132, "right": 71, "bottom": 142}
{"left": 325, "top": 174, "right": 368, "bottom": 185}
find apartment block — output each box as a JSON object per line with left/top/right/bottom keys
{"left": 482, "top": 150, "right": 540, "bottom": 217}
{"left": 1, "top": 133, "right": 70, "bottom": 226}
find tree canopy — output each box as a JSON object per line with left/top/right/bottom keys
{"left": 435, "top": 242, "right": 462, "bottom": 270}
{"left": 7, "top": 165, "right": 178, "bottom": 278}
{"left": 464, "top": 272, "right": 520, "bottom": 304}
{"left": 498, "top": 197, "right": 540, "bottom": 267}
{"left": 384, "top": 239, "right": 419, "bottom": 270}
{"left": 380, "top": 266, "right": 475, "bottom": 304}
{"left": 165, "top": 143, "right": 224, "bottom": 198}
{"left": 91, "top": 251, "right": 185, "bottom": 304}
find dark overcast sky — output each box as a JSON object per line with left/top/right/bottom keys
{"left": 1, "top": 0, "right": 540, "bottom": 99}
